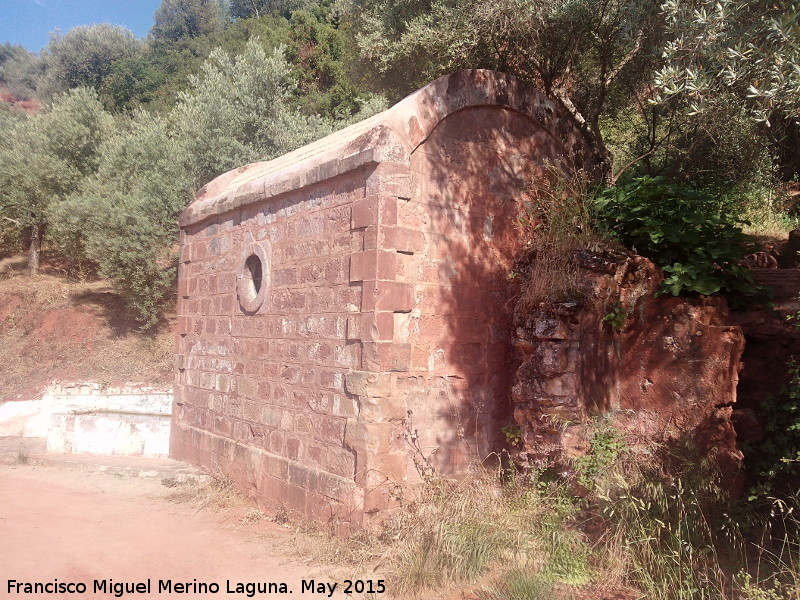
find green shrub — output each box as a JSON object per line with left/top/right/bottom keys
{"left": 596, "top": 175, "right": 765, "bottom": 306}
{"left": 743, "top": 359, "right": 800, "bottom": 500}
{"left": 477, "top": 568, "right": 556, "bottom": 600}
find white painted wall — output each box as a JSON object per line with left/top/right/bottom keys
{"left": 0, "top": 383, "right": 173, "bottom": 457}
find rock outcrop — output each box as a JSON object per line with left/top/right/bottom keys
{"left": 512, "top": 251, "right": 746, "bottom": 493}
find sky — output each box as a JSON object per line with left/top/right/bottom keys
{"left": 0, "top": 0, "right": 163, "bottom": 52}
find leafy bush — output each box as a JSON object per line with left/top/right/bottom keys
{"left": 743, "top": 359, "right": 800, "bottom": 500}
{"left": 596, "top": 175, "right": 765, "bottom": 305}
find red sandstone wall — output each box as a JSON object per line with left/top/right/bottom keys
{"left": 512, "top": 252, "right": 746, "bottom": 493}
{"left": 172, "top": 87, "right": 587, "bottom": 528}
{"left": 172, "top": 170, "right": 369, "bottom": 526}
{"left": 398, "top": 106, "right": 571, "bottom": 473}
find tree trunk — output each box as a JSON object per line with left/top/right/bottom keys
{"left": 551, "top": 88, "right": 613, "bottom": 182}
{"left": 27, "top": 223, "right": 42, "bottom": 276}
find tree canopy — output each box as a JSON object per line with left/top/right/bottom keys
{"left": 39, "top": 24, "right": 143, "bottom": 101}
{"left": 0, "top": 0, "right": 797, "bottom": 324}
{"left": 150, "top": 0, "right": 226, "bottom": 44}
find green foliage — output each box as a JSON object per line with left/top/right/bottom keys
{"left": 40, "top": 24, "right": 143, "bottom": 106}
{"left": 602, "top": 298, "right": 627, "bottom": 330}
{"left": 150, "top": 0, "right": 225, "bottom": 45}
{"left": 477, "top": 569, "right": 555, "bottom": 600}
{"left": 653, "top": 0, "right": 800, "bottom": 183}
{"left": 285, "top": 9, "right": 369, "bottom": 118}
{"left": 574, "top": 419, "right": 627, "bottom": 489}
{"left": 45, "top": 37, "right": 343, "bottom": 326}
{"left": 596, "top": 176, "right": 765, "bottom": 304}
{"left": 50, "top": 112, "right": 191, "bottom": 326}
{"left": 0, "top": 88, "right": 113, "bottom": 242}
{"left": 655, "top": 0, "right": 800, "bottom": 129}
{"left": 606, "top": 92, "right": 776, "bottom": 193}
{"left": 595, "top": 444, "right": 741, "bottom": 599}
{"left": 0, "top": 42, "right": 42, "bottom": 99}
{"left": 743, "top": 359, "right": 800, "bottom": 500}
{"left": 141, "top": 13, "right": 292, "bottom": 111}
{"left": 229, "top": 0, "right": 312, "bottom": 19}
{"left": 173, "top": 38, "right": 331, "bottom": 187}
{"left": 345, "top": 0, "right": 662, "bottom": 172}
{"left": 502, "top": 424, "right": 522, "bottom": 447}
{"left": 387, "top": 471, "right": 588, "bottom": 593}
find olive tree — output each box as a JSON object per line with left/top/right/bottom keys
{"left": 150, "top": 0, "right": 225, "bottom": 44}
{"left": 39, "top": 24, "right": 143, "bottom": 105}
{"left": 52, "top": 39, "right": 334, "bottom": 325}
{"left": 173, "top": 37, "right": 332, "bottom": 186}
{"left": 0, "top": 88, "right": 113, "bottom": 274}
{"left": 345, "top": 0, "right": 663, "bottom": 178}
{"left": 50, "top": 113, "right": 193, "bottom": 326}
{"left": 653, "top": 0, "right": 800, "bottom": 181}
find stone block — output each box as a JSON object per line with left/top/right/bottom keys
{"left": 345, "top": 371, "right": 393, "bottom": 398}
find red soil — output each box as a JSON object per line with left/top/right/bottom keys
{"left": 0, "top": 464, "right": 383, "bottom": 599}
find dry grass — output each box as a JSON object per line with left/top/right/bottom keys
{"left": 288, "top": 468, "right": 593, "bottom": 599}
{"left": 516, "top": 166, "right": 608, "bottom": 312}
{"left": 738, "top": 186, "right": 800, "bottom": 240}
{"left": 286, "top": 438, "right": 800, "bottom": 600}
{"left": 162, "top": 475, "right": 247, "bottom": 512}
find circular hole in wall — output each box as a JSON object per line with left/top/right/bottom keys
{"left": 237, "top": 242, "right": 270, "bottom": 313}
{"left": 244, "top": 254, "right": 263, "bottom": 298}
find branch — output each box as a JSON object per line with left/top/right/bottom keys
{"left": 605, "top": 30, "right": 644, "bottom": 87}
{"left": 611, "top": 103, "right": 677, "bottom": 184}
{"left": 610, "top": 148, "right": 657, "bottom": 185}
{"left": 2, "top": 216, "right": 21, "bottom": 227}
{"left": 552, "top": 87, "right": 589, "bottom": 129}
{"left": 552, "top": 87, "right": 613, "bottom": 180}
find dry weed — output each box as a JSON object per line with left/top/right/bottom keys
{"left": 162, "top": 475, "right": 246, "bottom": 512}
{"left": 516, "top": 166, "right": 607, "bottom": 312}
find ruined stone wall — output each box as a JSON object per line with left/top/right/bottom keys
{"left": 512, "top": 252, "right": 746, "bottom": 493}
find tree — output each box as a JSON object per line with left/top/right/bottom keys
{"left": 39, "top": 24, "right": 143, "bottom": 105}
{"left": 345, "top": 0, "right": 663, "bottom": 179}
{"left": 653, "top": 0, "right": 800, "bottom": 181}
{"left": 0, "top": 88, "right": 113, "bottom": 274}
{"left": 50, "top": 39, "right": 335, "bottom": 325}
{"left": 173, "top": 37, "right": 332, "bottom": 186}
{"left": 98, "top": 54, "right": 163, "bottom": 113}
{"left": 285, "top": 9, "right": 368, "bottom": 117}
{"left": 51, "top": 113, "right": 193, "bottom": 326}
{"left": 229, "top": 0, "right": 311, "bottom": 19}
{"left": 141, "top": 11, "right": 292, "bottom": 112}
{"left": 0, "top": 42, "right": 43, "bottom": 99}
{"left": 149, "top": 0, "right": 225, "bottom": 45}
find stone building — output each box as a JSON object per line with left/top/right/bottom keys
{"left": 171, "top": 69, "right": 588, "bottom": 528}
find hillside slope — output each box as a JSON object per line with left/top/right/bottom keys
{"left": 0, "top": 253, "right": 173, "bottom": 402}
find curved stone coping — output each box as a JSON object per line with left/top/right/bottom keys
{"left": 180, "top": 69, "right": 578, "bottom": 228}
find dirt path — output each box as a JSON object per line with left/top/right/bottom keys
{"left": 0, "top": 464, "right": 387, "bottom": 600}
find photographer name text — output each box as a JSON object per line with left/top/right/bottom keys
{"left": 7, "top": 578, "right": 386, "bottom": 597}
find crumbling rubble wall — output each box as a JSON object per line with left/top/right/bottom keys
{"left": 512, "top": 252, "right": 746, "bottom": 492}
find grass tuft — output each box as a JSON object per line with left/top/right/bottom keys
{"left": 515, "top": 165, "right": 609, "bottom": 312}
{"left": 162, "top": 475, "right": 244, "bottom": 512}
